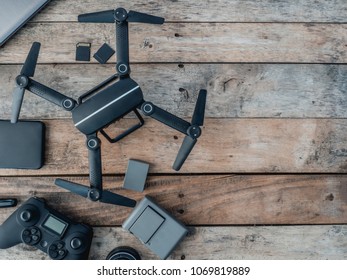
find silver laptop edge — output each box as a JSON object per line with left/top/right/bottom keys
{"left": 0, "top": 0, "right": 51, "bottom": 47}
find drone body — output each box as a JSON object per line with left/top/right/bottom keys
{"left": 72, "top": 77, "right": 143, "bottom": 136}
{"left": 11, "top": 8, "right": 207, "bottom": 207}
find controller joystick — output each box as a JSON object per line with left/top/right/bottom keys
{"left": 20, "top": 210, "right": 32, "bottom": 222}
{"left": 16, "top": 203, "right": 40, "bottom": 228}
{"left": 0, "top": 197, "right": 93, "bottom": 260}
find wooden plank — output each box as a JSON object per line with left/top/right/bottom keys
{"left": 1, "top": 64, "right": 347, "bottom": 119}
{"left": 0, "top": 0, "right": 345, "bottom": 263}
{"left": 94, "top": 225, "right": 347, "bottom": 260}
{"left": 33, "top": 0, "right": 347, "bottom": 23}
{"left": 0, "top": 175, "right": 346, "bottom": 225}
{"left": 0, "top": 225, "right": 346, "bottom": 260}
{"left": 0, "top": 23, "right": 346, "bottom": 63}
{"left": 1, "top": 119, "right": 347, "bottom": 175}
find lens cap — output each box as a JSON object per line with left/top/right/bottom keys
{"left": 106, "top": 246, "right": 141, "bottom": 260}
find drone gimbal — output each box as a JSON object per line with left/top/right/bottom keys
{"left": 11, "top": 8, "right": 207, "bottom": 208}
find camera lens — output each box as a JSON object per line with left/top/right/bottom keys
{"left": 106, "top": 246, "right": 141, "bottom": 260}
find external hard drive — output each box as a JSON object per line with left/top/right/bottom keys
{"left": 123, "top": 196, "right": 188, "bottom": 259}
{"left": 0, "top": 120, "right": 45, "bottom": 169}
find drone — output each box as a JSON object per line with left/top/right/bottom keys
{"left": 11, "top": 8, "right": 207, "bottom": 208}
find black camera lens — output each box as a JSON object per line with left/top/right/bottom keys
{"left": 106, "top": 246, "right": 141, "bottom": 260}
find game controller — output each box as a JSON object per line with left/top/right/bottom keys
{"left": 0, "top": 197, "right": 93, "bottom": 260}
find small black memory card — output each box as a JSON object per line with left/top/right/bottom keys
{"left": 76, "top": 42, "right": 91, "bottom": 61}
{"left": 93, "top": 43, "right": 115, "bottom": 64}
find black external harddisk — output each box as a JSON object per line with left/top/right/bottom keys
{"left": 0, "top": 120, "right": 45, "bottom": 169}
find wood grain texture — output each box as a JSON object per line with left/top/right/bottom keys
{"left": 1, "top": 0, "right": 346, "bottom": 261}
{"left": 0, "top": 23, "right": 346, "bottom": 63}
{"left": 0, "top": 226, "right": 346, "bottom": 260}
{"left": 0, "top": 175, "right": 346, "bottom": 226}
{"left": 1, "top": 119, "right": 347, "bottom": 175}
{"left": 32, "top": 0, "right": 347, "bottom": 23}
{"left": 1, "top": 64, "right": 346, "bottom": 119}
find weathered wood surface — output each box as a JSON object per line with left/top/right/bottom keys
{"left": 1, "top": 225, "right": 346, "bottom": 260}
{"left": 1, "top": 64, "right": 347, "bottom": 119}
{"left": 31, "top": 0, "right": 347, "bottom": 23}
{"left": 1, "top": 119, "right": 347, "bottom": 175}
{"left": 0, "top": 175, "right": 346, "bottom": 226}
{"left": 0, "top": 0, "right": 346, "bottom": 260}
{"left": 0, "top": 23, "right": 346, "bottom": 64}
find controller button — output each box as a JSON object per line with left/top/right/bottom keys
{"left": 70, "top": 237, "right": 82, "bottom": 249}
{"left": 22, "top": 229, "right": 30, "bottom": 236}
{"left": 23, "top": 236, "right": 32, "bottom": 244}
{"left": 50, "top": 251, "right": 58, "bottom": 259}
{"left": 32, "top": 235, "right": 39, "bottom": 241}
{"left": 20, "top": 210, "right": 32, "bottom": 222}
{"left": 30, "top": 228, "right": 38, "bottom": 234}
{"left": 40, "top": 240, "right": 48, "bottom": 248}
{"left": 58, "top": 249, "right": 66, "bottom": 256}
{"left": 49, "top": 242, "right": 67, "bottom": 259}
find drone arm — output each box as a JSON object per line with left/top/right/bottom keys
{"left": 86, "top": 134, "right": 103, "bottom": 191}
{"left": 140, "top": 101, "right": 191, "bottom": 135}
{"left": 27, "top": 78, "right": 76, "bottom": 111}
{"left": 116, "top": 21, "right": 130, "bottom": 75}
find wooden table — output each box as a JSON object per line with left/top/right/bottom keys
{"left": 0, "top": 0, "right": 346, "bottom": 260}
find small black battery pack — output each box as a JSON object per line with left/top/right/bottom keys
{"left": 0, "top": 120, "right": 45, "bottom": 169}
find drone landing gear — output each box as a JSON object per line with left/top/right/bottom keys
{"left": 100, "top": 109, "right": 144, "bottom": 143}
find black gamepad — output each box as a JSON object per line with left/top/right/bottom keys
{"left": 0, "top": 197, "right": 93, "bottom": 260}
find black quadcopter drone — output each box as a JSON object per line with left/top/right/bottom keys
{"left": 11, "top": 8, "right": 207, "bottom": 208}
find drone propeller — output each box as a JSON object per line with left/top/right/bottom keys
{"left": 78, "top": 10, "right": 115, "bottom": 23}
{"left": 173, "top": 89, "right": 207, "bottom": 171}
{"left": 55, "top": 179, "right": 136, "bottom": 208}
{"left": 55, "top": 179, "right": 90, "bottom": 198}
{"left": 99, "top": 190, "right": 136, "bottom": 207}
{"left": 127, "top": 10, "right": 165, "bottom": 24}
{"left": 20, "top": 42, "right": 41, "bottom": 77}
{"left": 11, "top": 42, "right": 41, "bottom": 123}
{"left": 191, "top": 89, "right": 207, "bottom": 127}
{"left": 78, "top": 8, "right": 164, "bottom": 24}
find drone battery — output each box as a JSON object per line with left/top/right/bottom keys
{"left": 123, "top": 159, "right": 149, "bottom": 192}
{"left": 0, "top": 120, "right": 45, "bottom": 169}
